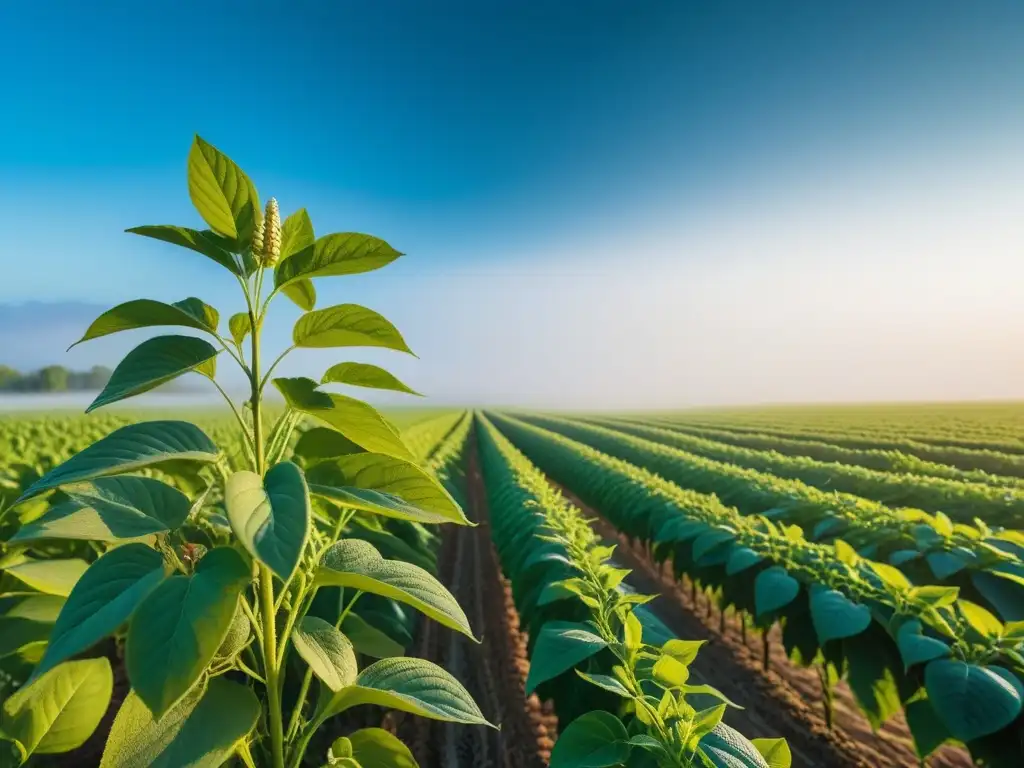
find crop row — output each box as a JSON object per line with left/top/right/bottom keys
{"left": 664, "top": 416, "right": 1024, "bottom": 467}
{"left": 516, "top": 414, "right": 1024, "bottom": 623}
{"left": 476, "top": 413, "right": 790, "bottom": 768}
{"left": 490, "top": 411, "right": 1024, "bottom": 766}
{"left": 640, "top": 419, "right": 1024, "bottom": 488}
{"left": 587, "top": 417, "right": 1024, "bottom": 528}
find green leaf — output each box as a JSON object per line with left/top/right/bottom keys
{"left": 16, "top": 421, "right": 219, "bottom": 502}
{"left": 725, "top": 547, "right": 764, "bottom": 576}
{"left": 274, "top": 232, "right": 402, "bottom": 289}
{"left": 280, "top": 208, "right": 315, "bottom": 259}
{"left": 679, "top": 684, "right": 743, "bottom": 709}
{"left": 71, "top": 298, "right": 220, "bottom": 348}
{"left": 317, "top": 539, "right": 472, "bottom": 638}
{"left": 12, "top": 477, "right": 191, "bottom": 543}
{"left": 924, "top": 659, "right": 1024, "bottom": 742}
{"left": 99, "top": 677, "right": 259, "bottom": 768}
{"left": 0, "top": 596, "right": 63, "bottom": 660}
{"left": 624, "top": 611, "right": 643, "bottom": 652}
{"left": 294, "top": 427, "right": 366, "bottom": 465}
{"left": 282, "top": 279, "right": 317, "bottom": 311}
{"left": 896, "top": 620, "right": 951, "bottom": 670}
{"left": 225, "top": 461, "right": 311, "bottom": 582}
{"left": 653, "top": 654, "right": 690, "bottom": 688}
{"left": 87, "top": 335, "right": 220, "bottom": 413}
{"left": 548, "top": 710, "right": 629, "bottom": 768}
{"left": 662, "top": 639, "right": 705, "bottom": 666}
{"left": 126, "top": 547, "right": 250, "bottom": 718}
{"left": 292, "top": 616, "right": 358, "bottom": 692}
{"left": 908, "top": 585, "right": 960, "bottom": 610}
{"left": 321, "top": 362, "right": 422, "bottom": 396}
{"left": 904, "top": 696, "right": 952, "bottom": 760}
{"left": 699, "top": 722, "right": 770, "bottom": 768}
{"left": 809, "top": 586, "right": 871, "bottom": 644}
{"left": 228, "top": 313, "right": 252, "bottom": 347}
{"left": 274, "top": 377, "right": 414, "bottom": 461}
{"left": 750, "top": 739, "right": 791, "bottom": 768}
{"left": 1, "top": 658, "right": 112, "bottom": 757}
{"left": 866, "top": 561, "right": 912, "bottom": 592}
{"left": 33, "top": 544, "right": 166, "bottom": 680}
{"left": 327, "top": 657, "right": 490, "bottom": 725}
{"left": 127, "top": 226, "right": 244, "bottom": 275}
{"left": 308, "top": 453, "right": 468, "bottom": 525}
{"left": 576, "top": 670, "right": 632, "bottom": 697}
{"left": 293, "top": 304, "right": 412, "bottom": 354}
{"left": 342, "top": 613, "right": 406, "bottom": 658}
{"left": 187, "top": 135, "right": 259, "bottom": 243}
{"left": 6, "top": 558, "right": 88, "bottom": 596}
{"left": 346, "top": 727, "right": 418, "bottom": 768}
{"left": 959, "top": 600, "right": 1003, "bottom": 641}
{"left": 754, "top": 566, "right": 800, "bottom": 617}
{"left": 525, "top": 620, "right": 607, "bottom": 694}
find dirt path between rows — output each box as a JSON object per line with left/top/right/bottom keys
{"left": 553, "top": 483, "right": 972, "bottom": 768}
{"left": 402, "top": 439, "right": 555, "bottom": 768}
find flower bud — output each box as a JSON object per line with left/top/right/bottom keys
{"left": 262, "top": 197, "right": 281, "bottom": 267}
{"left": 251, "top": 217, "right": 265, "bottom": 257}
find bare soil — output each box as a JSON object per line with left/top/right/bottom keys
{"left": 400, "top": 439, "right": 554, "bottom": 768}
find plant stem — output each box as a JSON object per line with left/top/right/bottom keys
{"left": 259, "top": 345, "right": 296, "bottom": 393}
{"left": 259, "top": 565, "right": 284, "bottom": 768}
{"left": 249, "top": 271, "right": 284, "bottom": 768}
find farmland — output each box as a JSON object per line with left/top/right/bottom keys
{"left": 3, "top": 403, "right": 1023, "bottom": 767}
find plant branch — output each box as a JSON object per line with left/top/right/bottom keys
{"left": 259, "top": 346, "right": 296, "bottom": 393}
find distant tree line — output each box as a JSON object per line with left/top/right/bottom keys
{"left": 0, "top": 365, "right": 112, "bottom": 392}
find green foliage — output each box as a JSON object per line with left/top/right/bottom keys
{"left": 476, "top": 414, "right": 786, "bottom": 768}
{"left": 489, "top": 411, "right": 1024, "bottom": 765}
{"left": 0, "top": 136, "right": 484, "bottom": 768}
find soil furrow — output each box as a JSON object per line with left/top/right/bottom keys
{"left": 408, "top": 438, "right": 553, "bottom": 768}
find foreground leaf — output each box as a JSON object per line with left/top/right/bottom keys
{"left": 225, "top": 461, "right": 311, "bottom": 582}
{"left": 274, "top": 377, "right": 413, "bottom": 461}
{"left": 549, "top": 710, "right": 629, "bottom": 768}
{"left": 16, "top": 421, "right": 219, "bottom": 502}
{"left": 282, "top": 279, "right": 316, "bottom": 311}
{"left": 6, "top": 559, "right": 89, "bottom": 596}
{"left": 525, "top": 621, "right": 607, "bottom": 695}
{"left": 274, "top": 232, "right": 402, "bottom": 289}
{"left": 327, "top": 657, "right": 490, "bottom": 725}
{"left": 292, "top": 616, "right": 358, "bottom": 692}
{"left": 33, "top": 544, "right": 167, "bottom": 679}
{"left": 12, "top": 476, "right": 191, "bottom": 543}
{"left": 308, "top": 452, "right": 468, "bottom": 525}
{"left": 88, "top": 335, "right": 220, "bottom": 412}
{"left": 71, "top": 298, "right": 219, "bottom": 348}
{"left": 293, "top": 427, "right": 365, "bottom": 465}
{"left": 347, "top": 727, "right": 418, "bottom": 768}
{"left": 2, "top": 658, "right": 112, "bottom": 758}
{"left": 127, "top": 226, "right": 242, "bottom": 276}
{"left": 317, "top": 539, "right": 472, "bottom": 637}
{"left": 754, "top": 566, "right": 800, "bottom": 617}
{"left": 322, "top": 362, "right": 422, "bottom": 396}
{"left": 126, "top": 547, "right": 250, "bottom": 718}
{"left": 809, "top": 585, "right": 872, "bottom": 644}
{"left": 100, "top": 677, "right": 259, "bottom": 768}
{"left": 924, "top": 659, "right": 1024, "bottom": 742}
{"left": 186, "top": 135, "right": 259, "bottom": 244}
{"left": 292, "top": 303, "right": 412, "bottom": 353}
{"left": 228, "top": 313, "right": 251, "bottom": 347}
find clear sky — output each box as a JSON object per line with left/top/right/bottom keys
{"left": 2, "top": 1, "right": 1023, "bottom": 408}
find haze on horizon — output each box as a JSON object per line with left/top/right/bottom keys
{"left": 1, "top": 1, "right": 1022, "bottom": 410}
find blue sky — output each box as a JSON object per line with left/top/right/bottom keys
{"left": 2, "top": 2, "right": 1023, "bottom": 407}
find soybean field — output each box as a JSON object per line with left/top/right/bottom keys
{"left": 2, "top": 403, "right": 1023, "bottom": 767}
